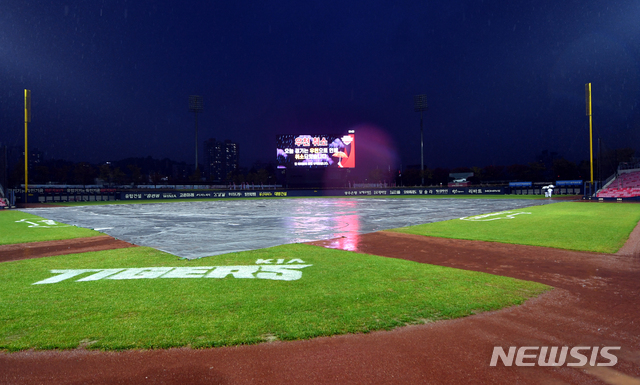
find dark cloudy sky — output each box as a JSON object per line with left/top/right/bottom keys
{"left": 1, "top": 1, "right": 639, "bottom": 171}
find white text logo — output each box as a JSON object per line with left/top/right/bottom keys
{"left": 33, "top": 259, "right": 311, "bottom": 284}
{"left": 460, "top": 211, "right": 531, "bottom": 222}
{"left": 16, "top": 218, "right": 70, "bottom": 228}
{"left": 490, "top": 346, "right": 620, "bottom": 367}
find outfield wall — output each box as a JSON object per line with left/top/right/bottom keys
{"left": 10, "top": 187, "right": 118, "bottom": 204}
{"left": 8, "top": 185, "right": 598, "bottom": 204}
{"left": 118, "top": 187, "right": 507, "bottom": 201}
{"left": 13, "top": 187, "right": 508, "bottom": 203}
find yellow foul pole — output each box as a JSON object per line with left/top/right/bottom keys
{"left": 24, "top": 89, "right": 31, "bottom": 203}
{"left": 585, "top": 83, "right": 593, "bottom": 184}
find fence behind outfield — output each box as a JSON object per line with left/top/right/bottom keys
{"left": 8, "top": 183, "right": 591, "bottom": 204}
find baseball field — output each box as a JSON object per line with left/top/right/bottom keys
{"left": 1, "top": 197, "right": 639, "bottom": 384}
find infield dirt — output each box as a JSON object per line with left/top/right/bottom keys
{"left": 0, "top": 235, "right": 137, "bottom": 263}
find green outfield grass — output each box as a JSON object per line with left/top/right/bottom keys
{"left": 0, "top": 244, "right": 549, "bottom": 351}
{"left": 0, "top": 210, "right": 101, "bottom": 245}
{"left": 389, "top": 202, "right": 640, "bottom": 253}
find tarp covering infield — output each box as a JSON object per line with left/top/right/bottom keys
{"left": 19, "top": 198, "right": 550, "bottom": 259}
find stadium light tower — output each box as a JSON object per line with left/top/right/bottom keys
{"left": 24, "top": 89, "right": 31, "bottom": 204}
{"left": 585, "top": 83, "right": 594, "bottom": 185}
{"left": 414, "top": 94, "right": 428, "bottom": 186}
{"left": 189, "top": 95, "right": 203, "bottom": 172}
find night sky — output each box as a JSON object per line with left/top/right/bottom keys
{"left": 1, "top": 1, "right": 639, "bottom": 172}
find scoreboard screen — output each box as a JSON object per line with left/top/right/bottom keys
{"left": 276, "top": 132, "right": 355, "bottom": 168}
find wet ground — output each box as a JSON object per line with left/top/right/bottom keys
{"left": 20, "top": 198, "right": 549, "bottom": 259}
{"left": 4, "top": 227, "right": 639, "bottom": 384}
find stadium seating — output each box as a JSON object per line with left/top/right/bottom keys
{"left": 597, "top": 170, "right": 640, "bottom": 198}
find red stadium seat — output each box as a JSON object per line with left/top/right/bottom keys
{"left": 596, "top": 170, "right": 640, "bottom": 198}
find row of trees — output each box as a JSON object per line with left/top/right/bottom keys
{"left": 392, "top": 160, "right": 586, "bottom": 187}
{"left": 8, "top": 156, "right": 278, "bottom": 187}
{"left": 227, "top": 167, "right": 276, "bottom": 186}
{"left": 376, "top": 147, "right": 636, "bottom": 187}
{"left": 8, "top": 148, "right": 635, "bottom": 188}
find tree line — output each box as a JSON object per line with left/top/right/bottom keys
{"left": 386, "top": 148, "right": 636, "bottom": 186}
{"left": 9, "top": 156, "right": 277, "bottom": 186}
{"left": 8, "top": 147, "right": 635, "bottom": 187}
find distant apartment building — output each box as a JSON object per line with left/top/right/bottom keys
{"left": 204, "top": 138, "right": 239, "bottom": 183}
{"left": 4, "top": 146, "right": 43, "bottom": 187}
{"left": 0, "top": 145, "right": 7, "bottom": 190}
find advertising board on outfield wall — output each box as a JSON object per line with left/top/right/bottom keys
{"left": 10, "top": 184, "right": 603, "bottom": 204}
{"left": 118, "top": 187, "right": 509, "bottom": 200}
{"left": 10, "top": 187, "right": 118, "bottom": 204}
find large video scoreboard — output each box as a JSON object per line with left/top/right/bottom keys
{"left": 276, "top": 131, "right": 355, "bottom": 169}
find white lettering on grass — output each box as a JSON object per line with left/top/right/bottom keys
{"left": 460, "top": 211, "right": 531, "bottom": 222}
{"left": 15, "top": 219, "right": 71, "bottom": 228}
{"left": 32, "top": 264, "right": 313, "bottom": 285}
{"left": 255, "top": 259, "right": 306, "bottom": 264}
{"left": 77, "top": 269, "right": 125, "bottom": 281}
{"left": 33, "top": 269, "right": 101, "bottom": 285}
{"left": 162, "top": 267, "right": 213, "bottom": 279}
{"left": 205, "top": 266, "right": 260, "bottom": 279}
{"left": 108, "top": 267, "right": 174, "bottom": 280}
{"left": 256, "top": 265, "right": 311, "bottom": 281}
